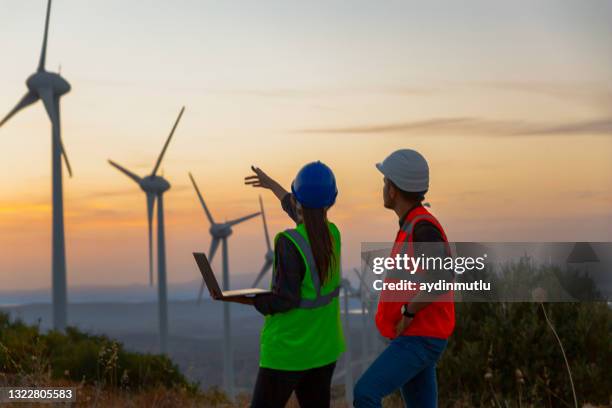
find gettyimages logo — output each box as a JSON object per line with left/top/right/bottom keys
{"left": 371, "top": 253, "right": 488, "bottom": 274}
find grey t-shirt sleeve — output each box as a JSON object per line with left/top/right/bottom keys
{"left": 253, "top": 234, "right": 304, "bottom": 316}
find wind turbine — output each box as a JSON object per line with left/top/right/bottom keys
{"left": 1, "top": 0, "right": 73, "bottom": 331}
{"left": 188, "top": 172, "right": 260, "bottom": 400}
{"left": 108, "top": 106, "right": 185, "bottom": 354}
{"left": 252, "top": 196, "right": 273, "bottom": 287}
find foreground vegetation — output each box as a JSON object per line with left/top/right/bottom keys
{"left": 0, "top": 260, "right": 610, "bottom": 406}
{"left": 0, "top": 312, "right": 234, "bottom": 406}
{"left": 0, "top": 313, "right": 191, "bottom": 391}
{"left": 432, "top": 260, "right": 611, "bottom": 407}
{"left": 1, "top": 300, "right": 609, "bottom": 407}
{"left": 435, "top": 301, "right": 610, "bottom": 407}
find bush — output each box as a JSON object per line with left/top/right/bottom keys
{"left": 436, "top": 260, "right": 611, "bottom": 407}
{"left": 0, "top": 314, "right": 194, "bottom": 392}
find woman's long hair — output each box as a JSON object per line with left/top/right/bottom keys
{"left": 301, "top": 207, "right": 336, "bottom": 284}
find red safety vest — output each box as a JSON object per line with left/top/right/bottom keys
{"left": 375, "top": 206, "right": 455, "bottom": 339}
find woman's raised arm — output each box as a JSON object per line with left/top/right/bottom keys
{"left": 245, "top": 165, "right": 289, "bottom": 201}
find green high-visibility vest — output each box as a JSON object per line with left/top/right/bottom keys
{"left": 259, "top": 222, "right": 346, "bottom": 370}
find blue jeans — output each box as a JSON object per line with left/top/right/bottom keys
{"left": 353, "top": 336, "right": 448, "bottom": 408}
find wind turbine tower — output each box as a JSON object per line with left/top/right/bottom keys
{"left": 1, "top": 0, "right": 73, "bottom": 331}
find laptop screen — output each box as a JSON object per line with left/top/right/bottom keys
{"left": 193, "top": 252, "right": 221, "bottom": 296}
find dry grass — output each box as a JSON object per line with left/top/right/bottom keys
{"left": 0, "top": 378, "right": 229, "bottom": 407}
{"left": 0, "top": 377, "right": 608, "bottom": 408}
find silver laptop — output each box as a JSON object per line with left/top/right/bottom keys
{"left": 193, "top": 252, "right": 271, "bottom": 299}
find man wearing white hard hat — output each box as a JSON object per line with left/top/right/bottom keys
{"left": 353, "top": 149, "right": 455, "bottom": 408}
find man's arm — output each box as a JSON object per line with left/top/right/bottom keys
{"left": 396, "top": 222, "right": 452, "bottom": 335}
{"left": 401, "top": 223, "right": 452, "bottom": 314}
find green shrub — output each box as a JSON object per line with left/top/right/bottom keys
{"left": 0, "top": 314, "right": 195, "bottom": 392}
{"left": 437, "top": 260, "right": 612, "bottom": 407}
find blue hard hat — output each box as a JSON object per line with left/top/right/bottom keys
{"left": 291, "top": 161, "right": 338, "bottom": 209}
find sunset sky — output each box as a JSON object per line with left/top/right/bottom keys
{"left": 1, "top": 0, "right": 611, "bottom": 291}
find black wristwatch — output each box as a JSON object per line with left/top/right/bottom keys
{"left": 401, "top": 304, "right": 416, "bottom": 318}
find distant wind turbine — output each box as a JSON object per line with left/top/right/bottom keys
{"left": 0, "top": 0, "right": 73, "bottom": 331}
{"left": 108, "top": 106, "right": 185, "bottom": 354}
{"left": 188, "top": 172, "right": 260, "bottom": 400}
{"left": 252, "top": 196, "right": 274, "bottom": 287}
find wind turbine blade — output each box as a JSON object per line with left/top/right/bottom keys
{"left": 38, "top": 0, "right": 52, "bottom": 71}
{"left": 259, "top": 196, "right": 271, "bottom": 251}
{"left": 54, "top": 96, "right": 72, "bottom": 177}
{"left": 0, "top": 92, "right": 38, "bottom": 128}
{"left": 209, "top": 238, "right": 220, "bottom": 264}
{"left": 40, "top": 88, "right": 72, "bottom": 177}
{"left": 253, "top": 259, "right": 273, "bottom": 287}
{"left": 227, "top": 212, "right": 260, "bottom": 227}
{"left": 147, "top": 192, "right": 156, "bottom": 286}
{"left": 108, "top": 160, "right": 142, "bottom": 184}
{"left": 152, "top": 106, "right": 185, "bottom": 176}
{"left": 39, "top": 87, "right": 57, "bottom": 125}
{"left": 59, "top": 138, "right": 73, "bottom": 177}
{"left": 188, "top": 172, "right": 215, "bottom": 224}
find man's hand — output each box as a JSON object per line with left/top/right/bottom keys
{"left": 244, "top": 166, "right": 289, "bottom": 201}
{"left": 395, "top": 316, "right": 413, "bottom": 337}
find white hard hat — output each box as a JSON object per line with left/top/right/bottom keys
{"left": 376, "top": 149, "right": 429, "bottom": 192}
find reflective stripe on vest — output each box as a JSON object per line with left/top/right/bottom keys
{"left": 283, "top": 229, "right": 341, "bottom": 309}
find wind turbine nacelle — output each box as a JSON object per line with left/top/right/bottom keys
{"left": 210, "top": 224, "right": 232, "bottom": 238}
{"left": 27, "top": 71, "right": 71, "bottom": 95}
{"left": 140, "top": 176, "right": 170, "bottom": 194}
{"left": 265, "top": 250, "right": 274, "bottom": 262}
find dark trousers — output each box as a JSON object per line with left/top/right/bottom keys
{"left": 251, "top": 362, "right": 336, "bottom": 408}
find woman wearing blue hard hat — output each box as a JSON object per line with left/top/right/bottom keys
{"left": 239, "top": 162, "right": 346, "bottom": 408}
